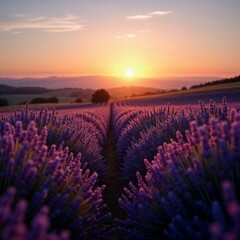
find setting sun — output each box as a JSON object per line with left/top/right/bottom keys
{"left": 126, "top": 70, "right": 134, "bottom": 78}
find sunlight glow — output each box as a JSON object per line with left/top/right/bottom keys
{"left": 126, "top": 70, "right": 134, "bottom": 78}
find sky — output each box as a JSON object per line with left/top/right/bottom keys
{"left": 0, "top": 0, "right": 239, "bottom": 79}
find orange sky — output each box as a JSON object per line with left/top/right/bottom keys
{"left": 0, "top": 0, "right": 239, "bottom": 79}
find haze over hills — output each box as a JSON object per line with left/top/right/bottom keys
{"left": 0, "top": 76, "right": 239, "bottom": 106}
{"left": 0, "top": 83, "right": 162, "bottom": 105}
{"left": 0, "top": 76, "right": 221, "bottom": 90}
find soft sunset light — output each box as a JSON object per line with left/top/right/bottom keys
{"left": 0, "top": 1, "right": 240, "bottom": 239}
{"left": 0, "top": 0, "right": 239, "bottom": 81}
{"left": 126, "top": 70, "right": 134, "bottom": 78}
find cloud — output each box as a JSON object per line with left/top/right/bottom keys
{"left": 126, "top": 34, "right": 136, "bottom": 38}
{"left": 126, "top": 10, "right": 172, "bottom": 20}
{"left": 0, "top": 14, "right": 84, "bottom": 33}
{"left": 126, "top": 15, "right": 152, "bottom": 20}
{"left": 150, "top": 11, "right": 173, "bottom": 16}
{"left": 116, "top": 33, "right": 136, "bottom": 39}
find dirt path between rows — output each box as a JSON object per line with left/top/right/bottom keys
{"left": 103, "top": 104, "right": 126, "bottom": 239}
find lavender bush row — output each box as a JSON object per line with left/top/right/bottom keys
{"left": 0, "top": 120, "right": 111, "bottom": 239}
{"left": 112, "top": 106, "right": 143, "bottom": 138}
{"left": 116, "top": 107, "right": 174, "bottom": 160}
{"left": 1, "top": 104, "right": 110, "bottom": 178}
{"left": 119, "top": 110, "right": 240, "bottom": 239}
{"left": 113, "top": 99, "right": 237, "bottom": 183}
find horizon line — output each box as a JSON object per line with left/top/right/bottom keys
{"left": 0, "top": 74, "right": 228, "bottom": 80}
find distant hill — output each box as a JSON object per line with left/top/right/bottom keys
{"left": 0, "top": 84, "right": 14, "bottom": 93}
{"left": 108, "top": 86, "right": 162, "bottom": 99}
{"left": 0, "top": 84, "right": 163, "bottom": 105}
{"left": 190, "top": 75, "right": 240, "bottom": 89}
{"left": 1, "top": 77, "right": 239, "bottom": 106}
{"left": 0, "top": 84, "right": 52, "bottom": 95}
{"left": 0, "top": 76, "right": 221, "bottom": 90}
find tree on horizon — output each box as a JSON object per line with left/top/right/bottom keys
{"left": 0, "top": 98, "right": 9, "bottom": 106}
{"left": 91, "top": 89, "right": 110, "bottom": 103}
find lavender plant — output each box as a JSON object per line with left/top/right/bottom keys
{"left": 1, "top": 104, "right": 110, "bottom": 178}
{"left": 0, "top": 120, "right": 111, "bottom": 239}
{"left": 210, "top": 181, "right": 240, "bottom": 240}
{"left": 0, "top": 187, "right": 70, "bottom": 240}
{"left": 114, "top": 99, "right": 237, "bottom": 183}
{"left": 121, "top": 111, "right": 191, "bottom": 183}
{"left": 119, "top": 109, "right": 240, "bottom": 239}
{"left": 116, "top": 107, "right": 174, "bottom": 160}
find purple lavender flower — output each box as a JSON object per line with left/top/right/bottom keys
{"left": 0, "top": 187, "right": 70, "bottom": 240}
{"left": 118, "top": 103, "right": 240, "bottom": 239}
{"left": 0, "top": 120, "right": 110, "bottom": 239}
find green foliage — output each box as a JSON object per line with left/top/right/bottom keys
{"left": 47, "top": 96, "right": 59, "bottom": 103}
{"left": 0, "top": 98, "right": 9, "bottom": 106}
{"left": 31, "top": 96, "right": 59, "bottom": 104}
{"left": 91, "top": 89, "right": 110, "bottom": 103}
{"left": 190, "top": 75, "right": 240, "bottom": 89}
{"left": 31, "top": 97, "right": 45, "bottom": 104}
{"left": 75, "top": 98, "right": 83, "bottom": 103}
{"left": 0, "top": 84, "right": 50, "bottom": 94}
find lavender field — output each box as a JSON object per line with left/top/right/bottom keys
{"left": 1, "top": 0, "right": 239, "bottom": 238}
{"left": 0, "top": 94, "right": 240, "bottom": 240}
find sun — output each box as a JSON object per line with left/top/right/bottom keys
{"left": 125, "top": 70, "right": 134, "bottom": 78}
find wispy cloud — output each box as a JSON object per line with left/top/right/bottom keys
{"left": 126, "top": 15, "right": 152, "bottom": 20}
{"left": 0, "top": 14, "right": 84, "bottom": 33}
{"left": 126, "top": 10, "right": 172, "bottom": 20}
{"left": 116, "top": 33, "right": 136, "bottom": 39}
{"left": 150, "top": 11, "right": 173, "bottom": 16}
{"left": 126, "top": 34, "right": 136, "bottom": 38}
{"left": 116, "top": 30, "right": 151, "bottom": 39}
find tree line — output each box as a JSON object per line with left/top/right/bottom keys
{"left": 0, "top": 89, "right": 110, "bottom": 107}
{"left": 190, "top": 75, "right": 240, "bottom": 89}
